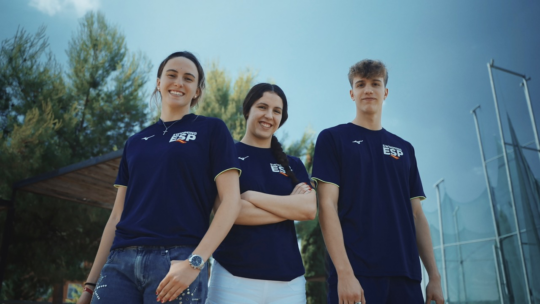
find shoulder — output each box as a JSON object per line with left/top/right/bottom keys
{"left": 317, "top": 124, "right": 348, "bottom": 139}
{"left": 384, "top": 129, "right": 415, "bottom": 150}
{"left": 194, "top": 115, "right": 229, "bottom": 131}
{"left": 287, "top": 155, "right": 307, "bottom": 170}
{"left": 316, "top": 124, "right": 351, "bottom": 146}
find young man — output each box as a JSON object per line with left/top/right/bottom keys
{"left": 312, "top": 60, "right": 444, "bottom": 304}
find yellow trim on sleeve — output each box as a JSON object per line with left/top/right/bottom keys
{"left": 214, "top": 167, "right": 242, "bottom": 181}
{"left": 114, "top": 184, "right": 127, "bottom": 188}
{"left": 410, "top": 196, "right": 426, "bottom": 201}
{"left": 311, "top": 177, "right": 340, "bottom": 188}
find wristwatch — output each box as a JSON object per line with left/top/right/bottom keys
{"left": 188, "top": 254, "right": 205, "bottom": 270}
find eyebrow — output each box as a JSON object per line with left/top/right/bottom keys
{"left": 257, "top": 102, "right": 282, "bottom": 110}
{"left": 166, "top": 69, "right": 196, "bottom": 78}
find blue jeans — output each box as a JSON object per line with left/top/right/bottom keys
{"left": 91, "top": 246, "right": 208, "bottom": 304}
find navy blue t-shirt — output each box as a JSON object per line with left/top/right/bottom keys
{"left": 213, "top": 142, "right": 311, "bottom": 281}
{"left": 112, "top": 114, "right": 240, "bottom": 250}
{"left": 311, "top": 123, "right": 425, "bottom": 283}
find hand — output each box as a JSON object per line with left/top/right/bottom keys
{"left": 76, "top": 287, "right": 93, "bottom": 304}
{"left": 156, "top": 259, "right": 200, "bottom": 303}
{"left": 425, "top": 279, "right": 444, "bottom": 304}
{"left": 338, "top": 274, "right": 365, "bottom": 304}
{"left": 290, "top": 182, "right": 312, "bottom": 195}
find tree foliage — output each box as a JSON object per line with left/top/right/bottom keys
{"left": 0, "top": 12, "right": 150, "bottom": 301}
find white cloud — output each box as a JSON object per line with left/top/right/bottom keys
{"left": 29, "top": 0, "right": 99, "bottom": 16}
{"left": 29, "top": 0, "right": 63, "bottom": 16}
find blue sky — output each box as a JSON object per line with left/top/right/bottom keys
{"left": 1, "top": 0, "right": 539, "bottom": 211}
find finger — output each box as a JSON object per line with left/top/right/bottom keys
{"left": 156, "top": 275, "right": 170, "bottom": 296}
{"left": 157, "top": 278, "right": 174, "bottom": 301}
{"left": 168, "top": 286, "right": 185, "bottom": 302}
{"left": 161, "top": 284, "right": 179, "bottom": 303}
{"left": 362, "top": 292, "right": 366, "bottom": 304}
{"left": 425, "top": 295, "right": 432, "bottom": 304}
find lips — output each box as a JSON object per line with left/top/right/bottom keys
{"left": 259, "top": 121, "right": 273, "bottom": 129}
{"left": 169, "top": 90, "right": 185, "bottom": 97}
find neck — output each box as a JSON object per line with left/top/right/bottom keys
{"left": 241, "top": 133, "right": 272, "bottom": 148}
{"left": 160, "top": 105, "right": 190, "bottom": 122}
{"left": 352, "top": 110, "right": 382, "bottom": 131}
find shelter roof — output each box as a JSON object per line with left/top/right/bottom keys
{"left": 13, "top": 150, "right": 122, "bottom": 209}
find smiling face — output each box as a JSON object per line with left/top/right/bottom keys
{"left": 156, "top": 56, "right": 200, "bottom": 112}
{"left": 245, "top": 91, "right": 284, "bottom": 143}
{"left": 350, "top": 76, "right": 389, "bottom": 115}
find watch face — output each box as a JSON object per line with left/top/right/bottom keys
{"left": 190, "top": 255, "right": 203, "bottom": 267}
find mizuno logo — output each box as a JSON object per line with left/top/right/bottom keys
{"left": 142, "top": 135, "right": 155, "bottom": 141}
{"left": 238, "top": 156, "right": 249, "bottom": 161}
{"left": 353, "top": 140, "right": 363, "bottom": 144}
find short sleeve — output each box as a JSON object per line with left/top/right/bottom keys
{"left": 210, "top": 119, "right": 241, "bottom": 180}
{"left": 289, "top": 156, "right": 311, "bottom": 186}
{"left": 114, "top": 141, "right": 129, "bottom": 188}
{"left": 311, "top": 129, "right": 340, "bottom": 187}
{"left": 408, "top": 144, "right": 426, "bottom": 200}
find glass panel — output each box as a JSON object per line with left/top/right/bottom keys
{"left": 486, "top": 151, "right": 517, "bottom": 236}
{"left": 445, "top": 245, "right": 466, "bottom": 303}
{"left": 460, "top": 240, "right": 501, "bottom": 303}
{"left": 500, "top": 234, "right": 528, "bottom": 303}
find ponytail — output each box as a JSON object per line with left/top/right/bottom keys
{"left": 270, "top": 135, "right": 299, "bottom": 186}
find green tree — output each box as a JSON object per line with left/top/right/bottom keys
{"left": 66, "top": 11, "right": 151, "bottom": 159}
{"left": 195, "top": 61, "right": 255, "bottom": 140}
{"left": 0, "top": 12, "right": 151, "bottom": 302}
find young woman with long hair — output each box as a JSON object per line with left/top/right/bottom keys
{"left": 77, "top": 51, "right": 241, "bottom": 304}
{"left": 207, "top": 83, "right": 317, "bottom": 304}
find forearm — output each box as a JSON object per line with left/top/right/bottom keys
{"left": 235, "top": 199, "right": 287, "bottom": 225}
{"left": 245, "top": 190, "right": 316, "bottom": 221}
{"left": 415, "top": 208, "right": 441, "bottom": 280}
{"left": 319, "top": 200, "right": 354, "bottom": 277}
{"left": 193, "top": 171, "right": 241, "bottom": 261}
{"left": 85, "top": 213, "right": 119, "bottom": 283}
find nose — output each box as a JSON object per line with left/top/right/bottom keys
{"left": 264, "top": 109, "right": 273, "bottom": 119}
{"left": 173, "top": 78, "right": 183, "bottom": 87}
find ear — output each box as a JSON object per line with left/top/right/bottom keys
{"left": 156, "top": 78, "right": 161, "bottom": 90}
{"left": 195, "top": 87, "right": 201, "bottom": 99}
{"left": 383, "top": 88, "right": 389, "bottom": 100}
{"left": 350, "top": 89, "right": 354, "bottom": 101}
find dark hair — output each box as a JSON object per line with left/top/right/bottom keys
{"left": 243, "top": 83, "right": 299, "bottom": 186}
{"left": 348, "top": 59, "right": 388, "bottom": 87}
{"left": 151, "top": 51, "right": 206, "bottom": 108}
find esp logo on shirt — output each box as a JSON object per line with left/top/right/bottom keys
{"left": 270, "top": 163, "right": 290, "bottom": 177}
{"left": 383, "top": 144, "right": 404, "bottom": 160}
{"left": 170, "top": 131, "right": 197, "bottom": 143}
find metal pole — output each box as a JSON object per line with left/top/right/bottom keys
{"left": 521, "top": 79, "right": 540, "bottom": 165}
{"left": 471, "top": 105, "right": 508, "bottom": 295}
{"left": 453, "top": 207, "right": 467, "bottom": 301}
{"left": 493, "top": 245, "right": 505, "bottom": 304}
{"left": 434, "top": 178, "right": 448, "bottom": 302}
{"left": 488, "top": 62, "right": 532, "bottom": 303}
{"left": 0, "top": 189, "right": 17, "bottom": 297}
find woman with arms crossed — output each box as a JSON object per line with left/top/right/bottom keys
{"left": 77, "top": 51, "right": 241, "bottom": 304}
{"left": 208, "top": 83, "right": 317, "bottom": 304}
